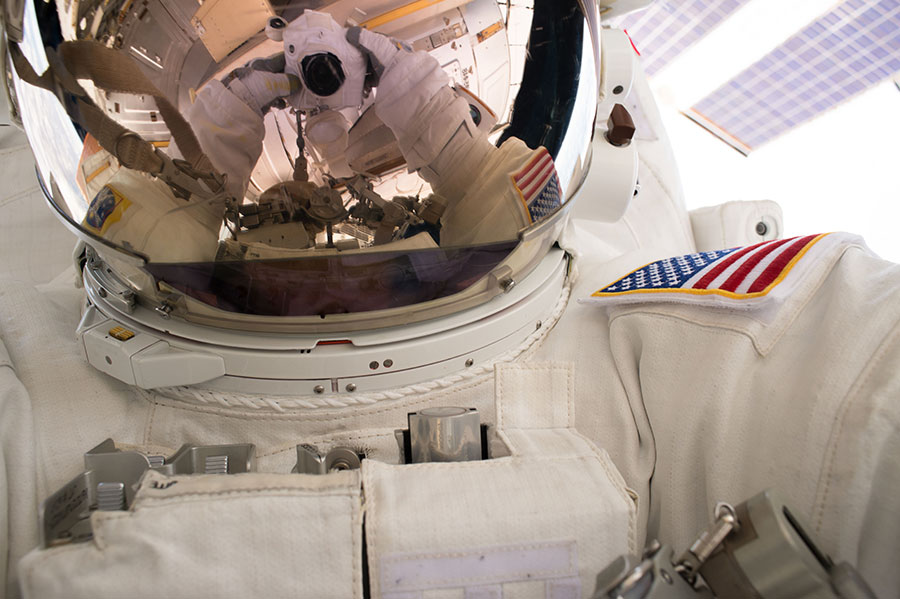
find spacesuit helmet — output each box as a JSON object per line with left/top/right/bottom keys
{"left": 276, "top": 10, "right": 367, "bottom": 112}
{"left": 5, "top": 0, "right": 600, "bottom": 393}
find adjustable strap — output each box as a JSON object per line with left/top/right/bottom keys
{"left": 9, "top": 40, "right": 224, "bottom": 198}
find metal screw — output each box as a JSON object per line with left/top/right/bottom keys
{"left": 313, "top": 385, "right": 325, "bottom": 394}
{"left": 500, "top": 278, "right": 516, "bottom": 293}
{"left": 345, "top": 383, "right": 356, "bottom": 392}
{"left": 369, "top": 361, "right": 379, "bottom": 370}
{"left": 755, "top": 221, "right": 768, "bottom": 236}
{"left": 465, "top": 358, "right": 474, "bottom": 367}
{"left": 383, "top": 359, "right": 393, "bottom": 368}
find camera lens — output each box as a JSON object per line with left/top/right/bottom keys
{"left": 301, "top": 52, "right": 345, "bottom": 97}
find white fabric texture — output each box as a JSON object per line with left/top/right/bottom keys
{"left": 4, "top": 49, "right": 900, "bottom": 597}
{"left": 689, "top": 200, "right": 783, "bottom": 252}
{"left": 596, "top": 238, "right": 900, "bottom": 597}
{"left": 186, "top": 79, "right": 266, "bottom": 199}
{"left": 363, "top": 363, "right": 636, "bottom": 598}
{"left": 0, "top": 339, "right": 38, "bottom": 599}
{"left": 2, "top": 204, "right": 899, "bottom": 597}
{"left": 19, "top": 470, "right": 363, "bottom": 598}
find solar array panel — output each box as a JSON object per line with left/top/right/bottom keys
{"left": 614, "top": 0, "right": 752, "bottom": 75}
{"left": 689, "top": 0, "right": 900, "bottom": 153}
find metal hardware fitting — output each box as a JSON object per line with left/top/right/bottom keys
{"left": 85, "top": 251, "right": 136, "bottom": 314}
{"left": 396, "top": 407, "right": 485, "bottom": 464}
{"left": 292, "top": 444, "right": 363, "bottom": 474}
{"left": 675, "top": 502, "right": 739, "bottom": 582}
{"left": 39, "top": 439, "right": 256, "bottom": 547}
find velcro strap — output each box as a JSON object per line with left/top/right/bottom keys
{"left": 57, "top": 41, "right": 212, "bottom": 173}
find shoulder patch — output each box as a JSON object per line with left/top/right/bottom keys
{"left": 511, "top": 147, "right": 561, "bottom": 224}
{"left": 585, "top": 233, "right": 851, "bottom": 311}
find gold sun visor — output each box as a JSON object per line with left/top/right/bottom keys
{"left": 8, "top": 0, "right": 599, "bottom": 331}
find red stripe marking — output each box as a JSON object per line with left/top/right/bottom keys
{"left": 693, "top": 238, "right": 781, "bottom": 289}
{"left": 718, "top": 238, "right": 794, "bottom": 292}
{"left": 623, "top": 29, "right": 641, "bottom": 56}
{"left": 515, "top": 153, "right": 553, "bottom": 190}
{"left": 521, "top": 162, "right": 555, "bottom": 198}
{"left": 514, "top": 149, "right": 549, "bottom": 182}
{"left": 746, "top": 234, "right": 818, "bottom": 293}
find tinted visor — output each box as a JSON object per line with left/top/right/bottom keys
{"left": 145, "top": 240, "right": 518, "bottom": 317}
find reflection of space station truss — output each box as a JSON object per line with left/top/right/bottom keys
{"left": 63, "top": 0, "right": 525, "bottom": 213}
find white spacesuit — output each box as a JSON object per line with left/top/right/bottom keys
{"left": 187, "top": 10, "right": 558, "bottom": 247}
{"left": 1, "top": 1, "right": 898, "bottom": 598}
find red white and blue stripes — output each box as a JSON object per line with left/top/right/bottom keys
{"left": 511, "top": 147, "right": 561, "bottom": 224}
{"left": 591, "top": 234, "right": 830, "bottom": 300}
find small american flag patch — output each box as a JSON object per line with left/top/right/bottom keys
{"left": 592, "top": 234, "right": 830, "bottom": 300}
{"left": 512, "top": 147, "right": 561, "bottom": 224}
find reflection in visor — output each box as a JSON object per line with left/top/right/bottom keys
{"left": 301, "top": 52, "right": 345, "bottom": 96}
{"left": 144, "top": 241, "right": 518, "bottom": 317}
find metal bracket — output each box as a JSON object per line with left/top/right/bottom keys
{"left": 84, "top": 249, "right": 137, "bottom": 314}
{"left": 39, "top": 439, "right": 255, "bottom": 547}
{"left": 292, "top": 444, "right": 363, "bottom": 474}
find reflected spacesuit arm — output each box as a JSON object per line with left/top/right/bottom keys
{"left": 347, "top": 28, "right": 542, "bottom": 245}
{"left": 186, "top": 70, "right": 297, "bottom": 199}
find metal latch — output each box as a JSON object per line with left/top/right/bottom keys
{"left": 292, "top": 444, "right": 363, "bottom": 474}
{"left": 40, "top": 439, "right": 255, "bottom": 547}
{"left": 84, "top": 249, "right": 137, "bottom": 314}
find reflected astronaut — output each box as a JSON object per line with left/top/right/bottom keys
{"left": 187, "top": 9, "right": 560, "bottom": 249}
{"left": 1, "top": 0, "right": 899, "bottom": 598}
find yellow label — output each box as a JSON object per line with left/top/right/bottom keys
{"left": 108, "top": 326, "right": 135, "bottom": 341}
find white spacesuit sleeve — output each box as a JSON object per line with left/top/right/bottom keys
{"left": 186, "top": 79, "right": 267, "bottom": 199}
{"left": 0, "top": 338, "right": 38, "bottom": 599}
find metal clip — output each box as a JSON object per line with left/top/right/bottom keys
{"left": 39, "top": 439, "right": 255, "bottom": 547}
{"left": 84, "top": 250, "right": 137, "bottom": 314}
{"left": 292, "top": 444, "right": 363, "bottom": 474}
{"left": 674, "top": 502, "right": 739, "bottom": 583}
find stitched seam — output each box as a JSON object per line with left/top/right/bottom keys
{"left": 570, "top": 429, "right": 638, "bottom": 554}
{"left": 609, "top": 310, "right": 760, "bottom": 354}
{"left": 363, "top": 464, "right": 380, "bottom": 597}
{"left": 638, "top": 153, "right": 694, "bottom": 250}
{"left": 758, "top": 241, "right": 862, "bottom": 355}
{"left": 608, "top": 318, "right": 657, "bottom": 545}
{"left": 381, "top": 542, "right": 577, "bottom": 587}
{"left": 142, "top": 400, "right": 157, "bottom": 445}
{"left": 813, "top": 319, "right": 900, "bottom": 534}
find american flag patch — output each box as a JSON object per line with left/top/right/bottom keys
{"left": 512, "top": 147, "right": 561, "bottom": 223}
{"left": 591, "top": 234, "right": 832, "bottom": 302}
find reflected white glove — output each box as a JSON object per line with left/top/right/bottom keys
{"left": 226, "top": 70, "right": 300, "bottom": 115}
{"left": 345, "top": 26, "right": 410, "bottom": 86}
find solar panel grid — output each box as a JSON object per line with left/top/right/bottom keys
{"left": 692, "top": 0, "right": 900, "bottom": 151}
{"left": 615, "top": 0, "right": 752, "bottom": 75}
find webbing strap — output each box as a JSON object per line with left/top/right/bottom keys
{"left": 9, "top": 39, "right": 220, "bottom": 192}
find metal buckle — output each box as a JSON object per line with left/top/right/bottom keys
{"left": 40, "top": 439, "right": 255, "bottom": 547}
